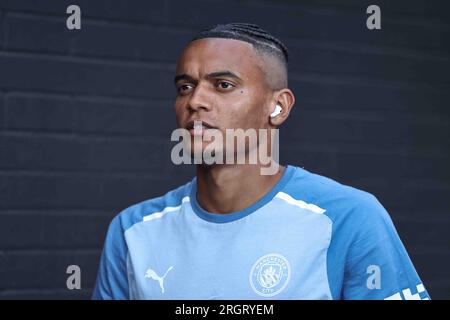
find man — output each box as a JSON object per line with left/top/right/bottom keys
{"left": 92, "top": 23, "right": 430, "bottom": 300}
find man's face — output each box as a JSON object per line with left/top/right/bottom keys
{"left": 174, "top": 38, "right": 273, "bottom": 158}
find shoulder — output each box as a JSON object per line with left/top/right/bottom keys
{"left": 109, "top": 178, "right": 194, "bottom": 234}
{"left": 284, "top": 165, "right": 392, "bottom": 228}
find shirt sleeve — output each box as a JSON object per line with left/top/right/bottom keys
{"left": 342, "top": 195, "right": 430, "bottom": 300}
{"left": 92, "top": 215, "right": 129, "bottom": 300}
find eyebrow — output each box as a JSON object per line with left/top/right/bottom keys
{"left": 174, "top": 71, "right": 242, "bottom": 84}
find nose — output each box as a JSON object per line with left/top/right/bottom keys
{"left": 187, "top": 83, "right": 212, "bottom": 112}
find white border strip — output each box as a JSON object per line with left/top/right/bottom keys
{"left": 275, "top": 192, "right": 326, "bottom": 214}
{"left": 143, "top": 196, "right": 190, "bottom": 222}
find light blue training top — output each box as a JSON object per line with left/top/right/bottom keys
{"left": 92, "top": 165, "right": 430, "bottom": 300}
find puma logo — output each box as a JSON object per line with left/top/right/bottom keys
{"left": 144, "top": 266, "right": 173, "bottom": 293}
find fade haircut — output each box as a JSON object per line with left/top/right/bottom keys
{"left": 190, "top": 22, "right": 289, "bottom": 90}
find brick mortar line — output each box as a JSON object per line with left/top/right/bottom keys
{"left": 2, "top": 89, "right": 175, "bottom": 104}
{"left": 1, "top": 248, "right": 101, "bottom": 254}
{"left": 0, "top": 169, "right": 172, "bottom": 178}
{"left": 3, "top": 90, "right": 173, "bottom": 105}
{"left": 289, "top": 71, "right": 450, "bottom": 90}
{"left": 0, "top": 49, "right": 176, "bottom": 71}
{"left": 0, "top": 209, "right": 114, "bottom": 214}
{"left": 4, "top": 10, "right": 195, "bottom": 35}
{"left": 0, "top": 288, "right": 92, "bottom": 294}
{"left": 286, "top": 38, "right": 450, "bottom": 62}
{"left": 0, "top": 129, "right": 171, "bottom": 142}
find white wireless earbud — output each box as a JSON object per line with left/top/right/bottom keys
{"left": 270, "top": 104, "right": 282, "bottom": 118}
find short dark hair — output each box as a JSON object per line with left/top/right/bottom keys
{"left": 190, "top": 22, "right": 289, "bottom": 89}
{"left": 191, "top": 22, "right": 288, "bottom": 63}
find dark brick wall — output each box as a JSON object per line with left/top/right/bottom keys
{"left": 0, "top": 0, "right": 448, "bottom": 299}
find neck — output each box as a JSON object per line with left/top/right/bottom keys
{"left": 195, "top": 163, "right": 286, "bottom": 214}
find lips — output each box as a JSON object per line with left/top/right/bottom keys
{"left": 185, "top": 120, "right": 217, "bottom": 130}
{"left": 185, "top": 120, "right": 217, "bottom": 136}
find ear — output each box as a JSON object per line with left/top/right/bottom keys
{"left": 269, "top": 88, "right": 296, "bottom": 126}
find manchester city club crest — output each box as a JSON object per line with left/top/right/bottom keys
{"left": 249, "top": 253, "right": 291, "bottom": 297}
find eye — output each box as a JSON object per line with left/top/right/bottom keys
{"left": 216, "top": 81, "right": 235, "bottom": 91}
{"left": 177, "top": 84, "right": 194, "bottom": 95}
